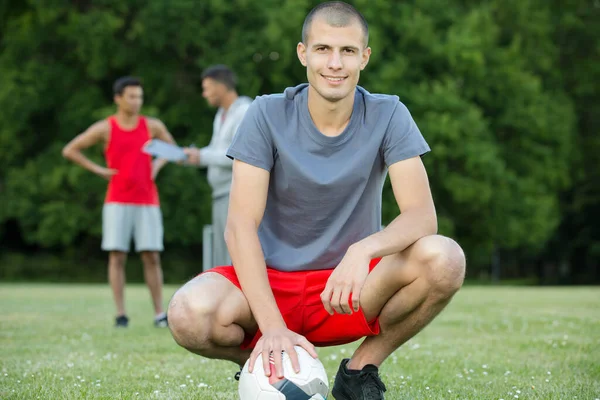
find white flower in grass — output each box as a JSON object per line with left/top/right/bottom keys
{"left": 180, "top": 384, "right": 186, "bottom": 388}
{"left": 186, "top": 375, "right": 190, "bottom": 378}
{"left": 197, "top": 383, "right": 208, "bottom": 388}
{"left": 154, "top": 375, "right": 159, "bottom": 379}
{"left": 482, "top": 364, "right": 488, "bottom": 369}
{"left": 504, "top": 370, "right": 511, "bottom": 375}
{"left": 426, "top": 387, "right": 430, "bottom": 390}
{"left": 516, "top": 390, "right": 521, "bottom": 394}
{"left": 547, "top": 371, "right": 551, "bottom": 375}
{"left": 483, "top": 372, "right": 488, "bottom": 375}
{"left": 96, "top": 384, "right": 100, "bottom": 387}
{"left": 340, "top": 349, "right": 346, "bottom": 354}
{"left": 330, "top": 354, "right": 338, "bottom": 361}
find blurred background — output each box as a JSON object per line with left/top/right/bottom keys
{"left": 0, "top": 0, "right": 597, "bottom": 286}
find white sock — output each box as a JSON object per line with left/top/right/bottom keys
{"left": 155, "top": 312, "right": 166, "bottom": 320}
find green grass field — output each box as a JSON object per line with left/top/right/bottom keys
{"left": 1, "top": 284, "right": 599, "bottom": 399}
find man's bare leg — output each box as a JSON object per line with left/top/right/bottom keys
{"left": 347, "top": 235, "right": 466, "bottom": 370}
{"left": 140, "top": 251, "right": 164, "bottom": 315}
{"left": 168, "top": 272, "right": 256, "bottom": 366}
{"left": 108, "top": 251, "right": 128, "bottom": 317}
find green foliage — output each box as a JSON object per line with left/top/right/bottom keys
{"left": 0, "top": 0, "right": 597, "bottom": 281}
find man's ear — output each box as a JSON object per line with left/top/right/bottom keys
{"left": 297, "top": 42, "right": 307, "bottom": 67}
{"left": 360, "top": 47, "right": 371, "bottom": 71}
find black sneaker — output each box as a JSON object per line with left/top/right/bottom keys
{"left": 115, "top": 315, "right": 129, "bottom": 328}
{"left": 234, "top": 368, "right": 242, "bottom": 381}
{"left": 154, "top": 314, "right": 168, "bottom": 328}
{"left": 332, "top": 358, "right": 387, "bottom": 400}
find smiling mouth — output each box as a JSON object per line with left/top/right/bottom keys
{"left": 322, "top": 75, "right": 347, "bottom": 83}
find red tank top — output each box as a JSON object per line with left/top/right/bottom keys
{"left": 104, "top": 116, "right": 159, "bottom": 205}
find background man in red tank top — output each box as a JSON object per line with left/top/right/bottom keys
{"left": 62, "top": 77, "right": 176, "bottom": 328}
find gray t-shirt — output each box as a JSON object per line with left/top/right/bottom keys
{"left": 227, "top": 84, "right": 430, "bottom": 272}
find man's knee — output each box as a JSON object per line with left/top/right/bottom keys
{"left": 141, "top": 251, "right": 160, "bottom": 267}
{"left": 168, "top": 286, "right": 215, "bottom": 353}
{"left": 412, "top": 235, "right": 466, "bottom": 297}
{"left": 109, "top": 252, "right": 127, "bottom": 267}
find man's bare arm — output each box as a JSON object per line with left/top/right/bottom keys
{"left": 62, "top": 120, "right": 116, "bottom": 180}
{"left": 148, "top": 118, "right": 176, "bottom": 144}
{"left": 224, "top": 160, "right": 285, "bottom": 331}
{"left": 356, "top": 156, "right": 437, "bottom": 258}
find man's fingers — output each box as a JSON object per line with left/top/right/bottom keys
{"left": 261, "top": 349, "right": 271, "bottom": 377}
{"left": 340, "top": 284, "right": 353, "bottom": 314}
{"left": 351, "top": 284, "right": 362, "bottom": 312}
{"left": 330, "top": 287, "right": 344, "bottom": 315}
{"left": 286, "top": 344, "right": 300, "bottom": 373}
{"left": 320, "top": 286, "right": 334, "bottom": 315}
{"left": 248, "top": 348, "right": 259, "bottom": 373}
{"left": 298, "top": 336, "right": 318, "bottom": 359}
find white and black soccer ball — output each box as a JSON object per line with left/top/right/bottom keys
{"left": 238, "top": 346, "right": 329, "bottom": 400}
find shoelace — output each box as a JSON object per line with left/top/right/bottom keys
{"left": 359, "top": 370, "right": 387, "bottom": 398}
{"left": 234, "top": 370, "right": 241, "bottom": 381}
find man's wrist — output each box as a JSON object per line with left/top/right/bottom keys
{"left": 351, "top": 238, "right": 378, "bottom": 259}
{"left": 258, "top": 316, "right": 287, "bottom": 332}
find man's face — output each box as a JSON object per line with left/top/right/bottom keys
{"left": 115, "top": 86, "right": 143, "bottom": 115}
{"left": 202, "top": 78, "right": 226, "bottom": 108}
{"left": 297, "top": 17, "right": 371, "bottom": 103}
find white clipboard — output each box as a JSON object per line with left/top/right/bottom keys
{"left": 142, "top": 139, "right": 187, "bottom": 162}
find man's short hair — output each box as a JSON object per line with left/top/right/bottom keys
{"left": 302, "top": 1, "right": 369, "bottom": 47}
{"left": 201, "top": 65, "right": 238, "bottom": 91}
{"left": 113, "top": 76, "right": 142, "bottom": 96}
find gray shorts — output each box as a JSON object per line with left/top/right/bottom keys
{"left": 101, "top": 204, "right": 164, "bottom": 253}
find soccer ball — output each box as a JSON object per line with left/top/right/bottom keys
{"left": 238, "top": 346, "right": 329, "bottom": 400}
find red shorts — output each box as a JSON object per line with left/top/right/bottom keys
{"left": 205, "top": 258, "right": 382, "bottom": 350}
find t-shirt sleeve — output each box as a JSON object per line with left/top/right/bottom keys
{"left": 226, "top": 98, "right": 274, "bottom": 171}
{"left": 382, "top": 102, "right": 431, "bottom": 166}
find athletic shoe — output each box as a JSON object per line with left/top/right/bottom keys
{"left": 332, "top": 358, "right": 387, "bottom": 400}
{"left": 154, "top": 314, "right": 168, "bottom": 328}
{"left": 115, "top": 315, "right": 129, "bottom": 328}
{"left": 234, "top": 368, "right": 242, "bottom": 381}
